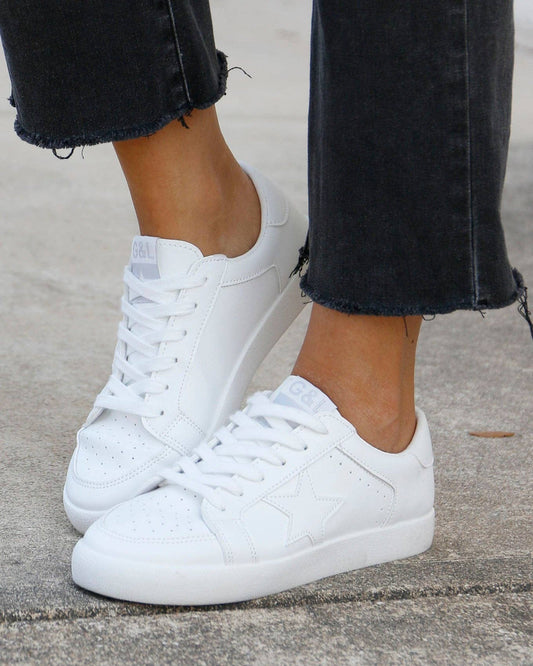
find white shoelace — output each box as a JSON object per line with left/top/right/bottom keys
{"left": 161, "top": 392, "right": 329, "bottom": 511}
{"left": 94, "top": 267, "right": 206, "bottom": 418}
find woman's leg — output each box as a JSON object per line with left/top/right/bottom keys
{"left": 294, "top": 309, "right": 422, "bottom": 453}
{"left": 113, "top": 109, "right": 260, "bottom": 258}
{"left": 0, "top": 0, "right": 307, "bottom": 533}
{"left": 0, "top": 1, "right": 260, "bottom": 256}
{"left": 293, "top": 0, "right": 522, "bottom": 453}
{"left": 303, "top": 0, "right": 519, "bottom": 314}
{"left": 0, "top": 1, "right": 225, "bottom": 149}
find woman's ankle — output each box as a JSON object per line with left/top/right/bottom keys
{"left": 293, "top": 305, "right": 422, "bottom": 454}
{"left": 292, "top": 362, "right": 417, "bottom": 453}
{"left": 114, "top": 108, "right": 261, "bottom": 257}
{"left": 135, "top": 162, "right": 260, "bottom": 257}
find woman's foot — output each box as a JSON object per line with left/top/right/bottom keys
{"left": 63, "top": 166, "right": 307, "bottom": 533}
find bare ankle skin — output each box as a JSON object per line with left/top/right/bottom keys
{"left": 113, "top": 107, "right": 261, "bottom": 257}
{"left": 293, "top": 304, "right": 422, "bottom": 453}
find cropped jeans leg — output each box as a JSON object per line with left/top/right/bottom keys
{"left": 0, "top": 0, "right": 227, "bottom": 148}
{"left": 0, "top": 1, "right": 527, "bottom": 319}
{"left": 302, "top": 0, "right": 524, "bottom": 315}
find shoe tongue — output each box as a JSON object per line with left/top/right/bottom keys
{"left": 270, "top": 376, "right": 337, "bottom": 415}
{"left": 126, "top": 236, "right": 204, "bottom": 370}
{"left": 130, "top": 236, "right": 203, "bottom": 280}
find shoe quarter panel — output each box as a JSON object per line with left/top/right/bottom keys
{"left": 270, "top": 205, "right": 309, "bottom": 285}
{"left": 390, "top": 452, "right": 434, "bottom": 523}
{"left": 221, "top": 223, "right": 282, "bottom": 290}
{"left": 200, "top": 504, "right": 258, "bottom": 566}
{"left": 181, "top": 264, "right": 280, "bottom": 428}
{"left": 318, "top": 447, "right": 395, "bottom": 539}
{"left": 222, "top": 207, "right": 305, "bottom": 292}
{"left": 337, "top": 437, "right": 432, "bottom": 526}
{"left": 237, "top": 420, "right": 355, "bottom": 560}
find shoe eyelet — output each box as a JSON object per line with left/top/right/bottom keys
{"left": 159, "top": 410, "right": 165, "bottom": 416}
{"left": 174, "top": 357, "right": 179, "bottom": 364}
{"left": 303, "top": 445, "right": 309, "bottom": 451}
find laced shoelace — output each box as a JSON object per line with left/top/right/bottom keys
{"left": 161, "top": 392, "right": 329, "bottom": 511}
{"left": 94, "top": 267, "right": 206, "bottom": 418}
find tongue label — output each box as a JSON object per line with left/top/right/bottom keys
{"left": 131, "top": 236, "right": 160, "bottom": 280}
{"left": 274, "top": 376, "right": 337, "bottom": 414}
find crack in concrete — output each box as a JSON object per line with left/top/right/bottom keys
{"left": 2, "top": 579, "right": 531, "bottom": 626}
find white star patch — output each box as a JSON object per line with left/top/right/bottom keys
{"left": 265, "top": 470, "right": 343, "bottom": 545}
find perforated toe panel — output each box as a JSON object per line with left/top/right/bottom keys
{"left": 76, "top": 411, "right": 169, "bottom": 484}
{"left": 101, "top": 485, "right": 212, "bottom": 541}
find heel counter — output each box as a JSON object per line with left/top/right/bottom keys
{"left": 411, "top": 407, "right": 434, "bottom": 468}
{"left": 394, "top": 408, "right": 435, "bottom": 522}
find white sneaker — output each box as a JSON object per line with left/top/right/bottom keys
{"left": 63, "top": 166, "right": 308, "bottom": 533}
{"left": 71, "top": 376, "right": 435, "bottom": 605}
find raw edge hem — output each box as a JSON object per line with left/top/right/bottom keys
{"left": 299, "top": 268, "right": 526, "bottom": 317}
{"left": 12, "top": 51, "right": 228, "bottom": 151}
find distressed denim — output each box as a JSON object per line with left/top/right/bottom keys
{"left": 0, "top": 0, "right": 528, "bottom": 318}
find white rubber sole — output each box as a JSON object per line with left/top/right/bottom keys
{"left": 63, "top": 267, "right": 306, "bottom": 535}
{"left": 72, "top": 509, "right": 435, "bottom": 605}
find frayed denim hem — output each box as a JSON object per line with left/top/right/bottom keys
{"left": 12, "top": 52, "right": 228, "bottom": 152}
{"left": 300, "top": 267, "right": 531, "bottom": 324}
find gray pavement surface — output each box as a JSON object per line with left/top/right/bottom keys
{"left": 1, "top": 1, "right": 532, "bottom": 663}
{"left": 2, "top": 594, "right": 532, "bottom": 665}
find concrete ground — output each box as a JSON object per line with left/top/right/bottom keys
{"left": 0, "top": 1, "right": 531, "bottom": 663}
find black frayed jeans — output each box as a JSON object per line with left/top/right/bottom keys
{"left": 0, "top": 0, "right": 526, "bottom": 316}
